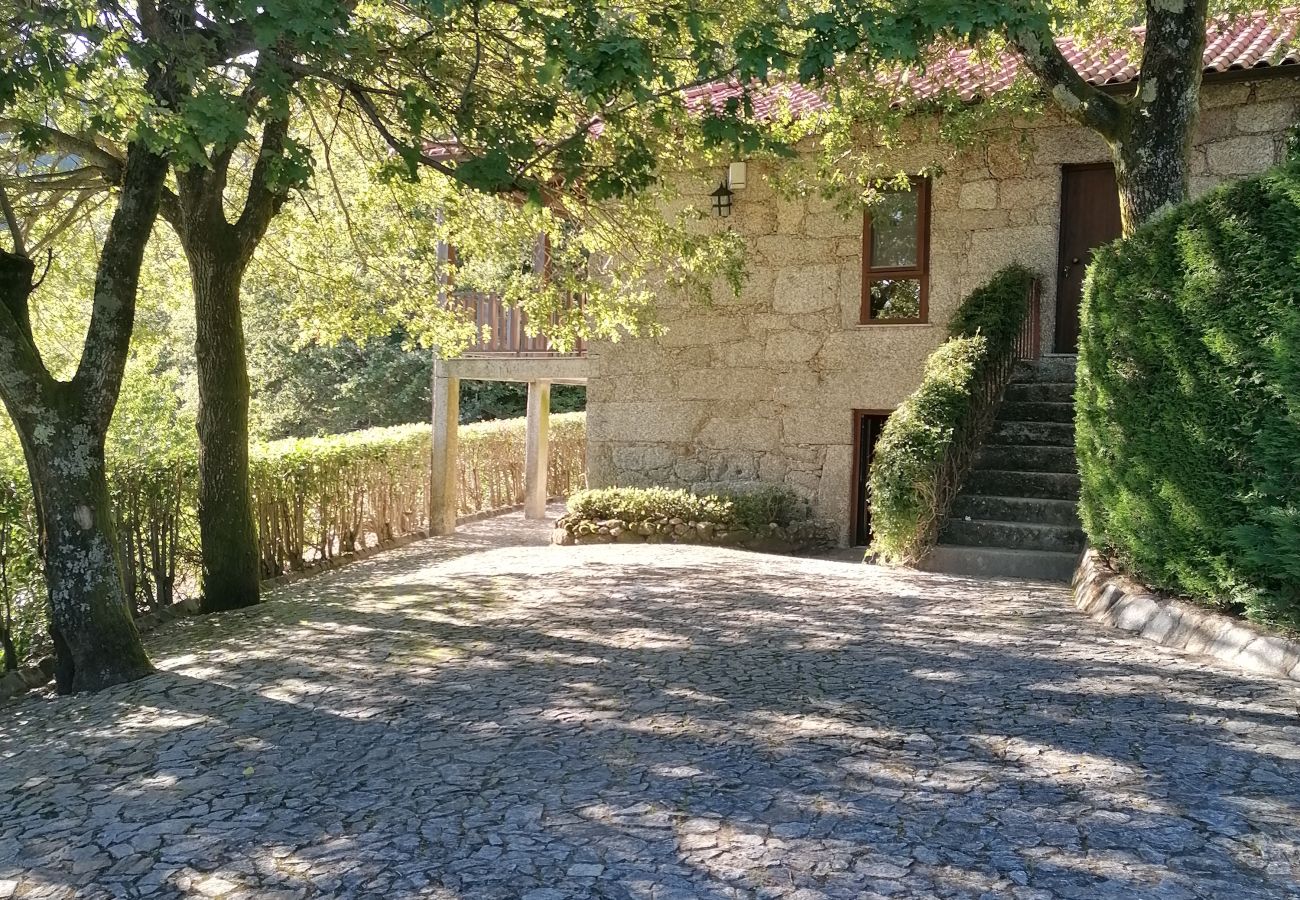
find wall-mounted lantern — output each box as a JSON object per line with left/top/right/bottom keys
{"left": 710, "top": 180, "right": 734, "bottom": 218}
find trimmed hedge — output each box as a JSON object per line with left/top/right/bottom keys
{"left": 0, "top": 412, "right": 587, "bottom": 667}
{"left": 868, "top": 265, "right": 1036, "bottom": 563}
{"left": 0, "top": 457, "right": 43, "bottom": 670}
{"left": 558, "top": 485, "right": 835, "bottom": 551}
{"left": 1078, "top": 164, "right": 1300, "bottom": 631}
{"left": 567, "top": 485, "right": 806, "bottom": 531}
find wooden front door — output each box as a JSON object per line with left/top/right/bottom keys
{"left": 852, "top": 411, "right": 890, "bottom": 547}
{"left": 1055, "top": 164, "right": 1123, "bottom": 353}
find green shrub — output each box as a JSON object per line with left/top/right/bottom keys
{"left": 0, "top": 455, "right": 45, "bottom": 670}
{"left": 1078, "top": 164, "right": 1300, "bottom": 631}
{"left": 868, "top": 265, "right": 1036, "bottom": 563}
{"left": 867, "top": 336, "right": 988, "bottom": 562}
{"left": 566, "top": 485, "right": 808, "bottom": 530}
{"left": 945, "top": 264, "right": 1037, "bottom": 346}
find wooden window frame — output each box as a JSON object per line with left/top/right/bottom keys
{"left": 860, "top": 176, "right": 932, "bottom": 325}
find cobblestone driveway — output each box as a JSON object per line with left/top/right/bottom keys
{"left": 2, "top": 509, "right": 1299, "bottom": 900}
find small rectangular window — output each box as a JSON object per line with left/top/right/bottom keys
{"left": 861, "top": 178, "right": 930, "bottom": 324}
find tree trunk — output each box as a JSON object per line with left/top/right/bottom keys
{"left": 1112, "top": 113, "right": 1196, "bottom": 233}
{"left": 1016, "top": 0, "right": 1208, "bottom": 236}
{"left": 1109, "top": 0, "right": 1208, "bottom": 233}
{"left": 166, "top": 105, "right": 292, "bottom": 613}
{"left": 190, "top": 246, "right": 262, "bottom": 612}
{"left": 2, "top": 197, "right": 162, "bottom": 692}
{"left": 24, "top": 401, "right": 153, "bottom": 692}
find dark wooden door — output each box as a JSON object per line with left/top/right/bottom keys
{"left": 1056, "top": 164, "right": 1123, "bottom": 353}
{"left": 852, "top": 411, "right": 890, "bottom": 547}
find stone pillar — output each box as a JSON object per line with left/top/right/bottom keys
{"left": 430, "top": 360, "right": 460, "bottom": 535}
{"left": 524, "top": 380, "right": 551, "bottom": 519}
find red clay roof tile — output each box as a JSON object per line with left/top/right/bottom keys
{"left": 686, "top": 9, "right": 1300, "bottom": 119}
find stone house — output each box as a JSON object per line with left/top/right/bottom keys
{"left": 432, "top": 13, "right": 1300, "bottom": 576}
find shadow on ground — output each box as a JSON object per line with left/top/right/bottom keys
{"left": 2, "top": 507, "right": 1298, "bottom": 899}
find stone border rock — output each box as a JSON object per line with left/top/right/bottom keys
{"left": 552, "top": 514, "right": 837, "bottom": 555}
{"left": 1073, "top": 548, "right": 1300, "bottom": 681}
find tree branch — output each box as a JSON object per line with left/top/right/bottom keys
{"left": 234, "top": 109, "right": 293, "bottom": 256}
{"left": 0, "top": 249, "right": 49, "bottom": 421}
{"left": 1009, "top": 23, "right": 1124, "bottom": 141}
{"left": 71, "top": 141, "right": 170, "bottom": 431}
{"left": 0, "top": 182, "right": 25, "bottom": 257}
{"left": 339, "top": 81, "right": 460, "bottom": 178}
{"left": 26, "top": 191, "right": 109, "bottom": 256}
{"left": 0, "top": 118, "right": 127, "bottom": 180}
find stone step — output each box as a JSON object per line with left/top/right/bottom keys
{"left": 1012, "top": 355, "right": 1077, "bottom": 383}
{"left": 920, "top": 545, "right": 1081, "bottom": 582}
{"left": 941, "top": 518, "right": 1086, "bottom": 553}
{"left": 974, "top": 444, "right": 1077, "bottom": 474}
{"left": 950, "top": 494, "right": 1080, "bottom": 527}
{"left": 1004, "top": 382, "right": 1075, "bottom": 403}
{"left": 989, "top": 420, "right": 1075, "bottom": 447}
{"left": 966, "top": 469, "right": 1081, "bottom": 500}
{"left": 997, "top": 401, "right": 1076, "bottom": 424}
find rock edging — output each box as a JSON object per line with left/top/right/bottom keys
{"left": 552, "top": 514, "right": 836, "bottom": 554}
{"left": 1073, "top": 548, "right": 1300, "bottom": 681}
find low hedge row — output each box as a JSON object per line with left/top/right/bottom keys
{"left": 0, "top": 412, "right": 587, "bottom": 668}
{"left": 556, "top": 486, "right": 835, "bottom": 552}
{"left": 1078, "top": 163, "right": 1300, "bottom": 631}
{"left": 868, "top": 265, "right": 1036, "bottom": 563}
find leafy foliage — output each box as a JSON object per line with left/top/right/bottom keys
{"left": 724, "top": 2, "right": 1290, "bottom": 230}
{"left": 259, "top": 121, "right": 749, "bottom": 358}
{"left": 567, "top": 485, "right": 809, "bottom": 532}
{"left": 868, "top": 265, "right": 1035, "bottom": 563}
{"left": 0, "top": 452, "right": 43, "bottom": 671}
{"left": 459, "top": 381, "right": 587, "bottom": 426}
{"left": 1077, "top": 163, "right": 1300, "bottom": 631}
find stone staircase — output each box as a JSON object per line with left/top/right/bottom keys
{"left": 921, "top": 355, "right": 1084, "bottom": 582}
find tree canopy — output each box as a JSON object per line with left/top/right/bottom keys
{"left": 727, "top": 0, "right": 1286, "bottom": 229}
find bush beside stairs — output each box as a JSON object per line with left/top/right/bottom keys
{"left": 921, "top": 355, "right": 1084, "bottom": 581}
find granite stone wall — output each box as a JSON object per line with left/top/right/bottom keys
{"left": 587, "top": 77, "right": 1300, "bottom": 547}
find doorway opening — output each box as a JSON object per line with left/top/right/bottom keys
{"left": 851, "top": 411, "right": 891, "bottom": 547}
{"left": 1055, "top": 163, "right": 1123, "bottom": 353}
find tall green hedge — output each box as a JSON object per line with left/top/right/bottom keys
{"left": 869, "top": 265, "right": 1036, "bottom": 562}
{"left": 1078, "top": 164, "right": 1300, "bottom": 630}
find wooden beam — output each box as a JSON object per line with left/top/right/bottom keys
{"left": 524, "top": 380, "right": 551, "bottom": 520}
{"left": 430, "top": 361, "right": 460, "bottom": 534}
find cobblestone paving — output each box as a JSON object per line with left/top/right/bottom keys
{"left": 3, "top": 508, "right": 1300, "bottom": 900}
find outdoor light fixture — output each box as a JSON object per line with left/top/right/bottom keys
{"left": 710, "top": 180, "right": 734, "bottom": 218}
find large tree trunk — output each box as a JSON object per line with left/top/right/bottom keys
{"left": 1112, "top": 128, "right": 1194, "bottom": 234}
{"left": 1015, "top": 0, "right": 1209, "bottom": 236}
{"left": 24, "top": 400, "right": 153, "bottom": 692}
{"left": 1110, "top": 0, "right": 1209, "bottom": 233}
{"left": 0, "top": 140, "right": 169, "bottom": 691}
{"left": 189, "top": 244, "right": 261, "bottom": 612}
{"left": 169, "top": 112, "right": 293, "bottom": 614}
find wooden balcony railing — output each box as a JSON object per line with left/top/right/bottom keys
{"left": 447, "top": 290, "right": 588, "bottom": 358}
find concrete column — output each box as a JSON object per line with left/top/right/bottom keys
{"left": 524, "top": 380, "right": 551, "bottom": 519}
{"left": 430, "top": 361, "right": 460, "bottom": 535}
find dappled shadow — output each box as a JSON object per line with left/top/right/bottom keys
{"left": 1, "top": 509, "right": 1298, "bottom": 899}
